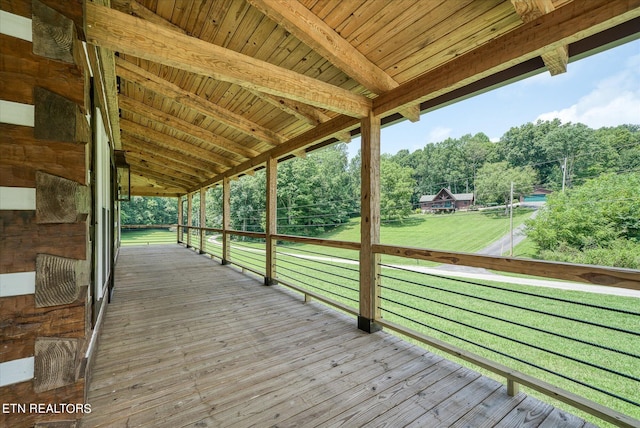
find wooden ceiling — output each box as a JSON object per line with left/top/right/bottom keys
{"left": 83, "top": 0, "right": 640, "bottom": 197}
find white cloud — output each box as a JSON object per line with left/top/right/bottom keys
{"left": 536, "top": 56, "right": 640, "bottom": 128}
{"left": 425, "top": 126, "right": 452, "bottom": 143}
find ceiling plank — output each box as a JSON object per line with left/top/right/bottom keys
{"left": 125, "top": 151, "right": 204, "bottom": 183}
{"left": 120, "top": 119, "right": 239, "bottom": 168}
{"left": 246, "top": 0, "right": 417, "bottom": 122}
{"left": 248, "top": 89, "right": 352, "bottom": 142}
{"left": 115, "top": 57, "right": 285, "bottom": 147}
{"left": 130, "top": 163, "right": 195, "bottom": 189}
{"left": 121, "top": 132, "right": 224, "bottom": 175}
{"left": 122, "top": 142, "right": 216, "bottom": 179}
{"left": 111, "top": 0, "right": 188, "bottom": 35}
{"left": 118, "top": 95, "right": 258, "bottom": 159}
{"left": 511, "top": 0, "right": 568, "bottom": 75}
{"left": 246, "top": 0, "right": 398, "bottom": 95}
{"left": 373, "top": 0, "right": 640, "bottom": 116}
{"left": 85, "top": 2, "right": 372, "bottom": 118}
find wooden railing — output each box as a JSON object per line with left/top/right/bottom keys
{"left": 176, "top": 224, "right": 640, "bottom": 427}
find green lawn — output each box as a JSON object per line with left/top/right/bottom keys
{"left": 120, "top": 228, "right": 176, "bottom": 246}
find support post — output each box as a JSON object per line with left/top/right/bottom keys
{"left": 265, "top": 157, "right": 277, "bottom": 285}
{"left": 186, "top": 192, "right": 193, "bottom": 248}
{"left": 199, "top": 187, "right": 206, "bottom": 254}
{"left": 177, "top": 195, "right": 183, "bottom": 243}
{"left": 222, "top": 177, "right": 231, "bottom": 264}
{"left": 358, "top": 110, "right": 382, "bottom": 333}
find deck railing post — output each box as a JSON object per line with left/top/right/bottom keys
{"left": 199, "top": 187, "right": 206, "bottom": 254}
{"left": 177, "top": 195, "right": 183, "bottom": 243}
{"left": 358, "top": 110, "right": 382, "bottom": 333}
{"left": 222, "top": 177, "right": 231, "bottom": 265}
{"left": 186, "top": 192, "right": 193, "bottom": 248}
{"left": 265, "top": 156, "right": 277, "bottom": 285}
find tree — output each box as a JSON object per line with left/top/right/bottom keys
{"left": 120, "top": 196, "right": 178, "bottom": 225}
{"left": 497, "top": 119, "right": 561, "bottom": 186}
{"left": 526, "top": 172, "right": 640, "bottom": 268}
{"left": 277, "top": 144, "right": 355, "bottom": 236}
{"left": 475, "top": 162, "right": 536, "bottom": 211}
{"left": 380, "top": 158, "right": 415, "bottom": 221}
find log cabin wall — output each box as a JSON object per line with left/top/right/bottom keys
{"left": 0, "top": 1, "right": 104, "bottom": 426}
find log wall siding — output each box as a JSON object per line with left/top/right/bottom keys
{"left": 0, "top": 2, "right": 91, "bottom": 426}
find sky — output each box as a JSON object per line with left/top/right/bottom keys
{"left": 347, "top": 39, "right": 640, "bottom": 159}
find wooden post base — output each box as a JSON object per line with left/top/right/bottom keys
{"left": 357, "top": 316, "right": 382, "bottom": 333}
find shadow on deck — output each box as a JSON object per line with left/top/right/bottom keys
{"left": 82, "top": 245, "right": 593, "bottom": 427}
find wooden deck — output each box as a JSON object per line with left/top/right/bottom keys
{"left": 82, "top": 245, "right": 594, "bottom": 428}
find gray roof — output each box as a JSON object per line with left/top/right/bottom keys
{"left": 420, "top": 189, "right": 474, "bottom": 203}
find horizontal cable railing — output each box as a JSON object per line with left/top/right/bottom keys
{"left": 173, "top": 224, "right": 639, "bottom": 426}
{"left": 375, "top": 248, "right": 640, "bottom": 427}
{"left": 227, "top": 233, "right": 266, "bottom": 277}
{"left": 273, "top": 234, "right": 360, "bottom": 316}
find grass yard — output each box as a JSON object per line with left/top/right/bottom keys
{"left": 120, "top": 228, "right": 176, "bottom": 246}
{"left": 318, "top": 208, "right": 534, "bottom": 252}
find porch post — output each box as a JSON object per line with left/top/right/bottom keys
{"left": 186, "top": 192, "right": 193, "bottom": 248}
{"left": 358, "top": 110, "right": 382, "bottom": 333}
{"left": 177, "top": 195, "right": 183, "bottom": 243}
{"left": 199, "top": 187, "right": 206, "bottom": 254}
{"left": 222, "top": 177, "right": 231, "bottom": 264}
{"left": 265, "top": 157, "right": 277, "bottom": 285}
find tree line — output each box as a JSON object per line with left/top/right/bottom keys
{"left": 121, "top": 120, "right": 639, "bottom": 267}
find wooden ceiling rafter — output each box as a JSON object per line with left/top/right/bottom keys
{"left": 130, "top": 163, "right": 195, "bottom": 189}
{"left": 120, "top": 119, "right": 240, "bottom": 169}
{"left": 118, "top": 95, "right": 258, "bottom": 160}
{"left": 511, "top": 0, "right": 569, "bottom": 75}
{"left": 85, "top": 2, "right": 373, "bottom": 118}
{"left": 78, "top": 0, "right": 639, "bottom": 197}
{"left": 125, "top": 151, "right": 206, "bottom": 184}
{"left": 373, "top": 0, "right": 640, "bottom": 116}
{"left": 121, "top": 132, "right": 224, "bottom": 175}
{"left": 246, "top": 0, "right": 420, "bottom": 123}
{"left": 116, "top": 57, "right": 285, "bottom": 147}
{"left": 190, "top": 0, "right": 640, "bottom": 193}
{"left": 122, "top": 143, "right": 217, "bottom": 180}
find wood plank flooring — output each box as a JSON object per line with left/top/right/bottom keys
{"left": 82, "top": 245, "right": 593, "bottom": 428}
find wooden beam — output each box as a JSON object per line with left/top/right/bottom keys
{"left": 358, "top": 111, "right": 381, "bottom": 333}
{"left": 246, "top": 0, "right": 419, "bottom": 122}
{"left": 199, "top": 187, "right": 206, "bottom": 253}
{"left": 124, "top": 152, "right": 204, "bottom": 184}
{"left": 130, "top": 164, "right": 193, "bottom": 190}
{"left": 373, "top": 0, "right": 640, "bottom": 115}
{"left": 120, "top": 119, "right": 237, "bottom": 169}
{"left": 265, "top": 156, "right": 277, "bottom": 285}
{"left": 85, "top": 2, "right": 371, "bottom": 118}
{"left": 121, "top": 133, "right": 223, "bottom": 175}
{"left": 190, "top": 114, "right": 360, "bottom": 192}
{"left": 511, "top": 0, "right": 569, "bottom": 75}
{"left": 116, "top": 57, "right": 285, "bottom": 147}
{"left": 249, "top": 89, "right": 352, "bottom": 142}
{"left": 222, "top": 177, "right": 231, "bottom": 264}
{"left": 247, "top": 0, "right": 397, "bottom": 95}
{"left": 128, "top": 159, "right": 201, "bottom": 187}
{"left": 111, "top": 0, "right": 188, "bottom": 35}
{"left": 118, "top": 95, "right": 257, "bottom": 160}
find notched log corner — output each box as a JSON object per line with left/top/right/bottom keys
{"left": 35, "top": 254, "right": 88, "bottom": 308}
{"left": 34, "top": 87, "right": 88, "bottom": 143}
{"left": 32, "top": 0, "right": 76, "bottom": 64}
{"left": 34, "top": 338, "right": 78, "bottom": 393}
{"left": 36, "top": 171, "right": 89, "bottom": 224}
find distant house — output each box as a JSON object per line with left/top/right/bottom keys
{"left": 521, "top": 186, "right": 553, "bottom": 203}
{"left": 420, "top": 188, "right": 474, "bottom": 213}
